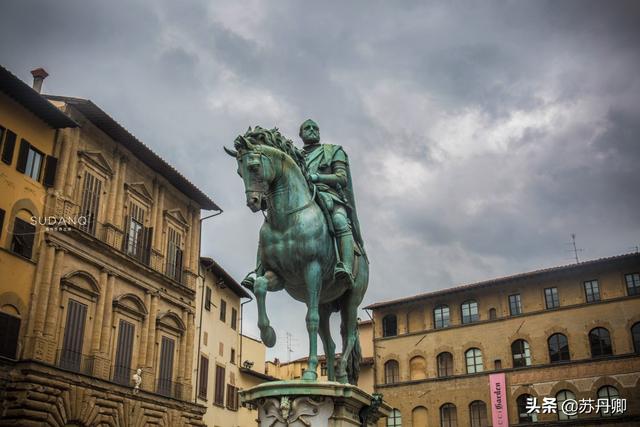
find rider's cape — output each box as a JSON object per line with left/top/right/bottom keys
{"left": 306, "top": 144, "right": 367, "bottom": 260}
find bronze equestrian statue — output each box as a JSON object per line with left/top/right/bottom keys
{"left": 224, "top": 121, "right": 368, "bottom": 385}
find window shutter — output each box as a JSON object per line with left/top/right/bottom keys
{"left": 205, "top": 287, "right": 212, "bottom": 311}
{"left": 0, "top": 208, "right": 5, "bottom": 239}
{"left": 43, "top": 155, "right": 58, "bottom": 187}
{"left": 122, "top": 215, "right": 131, "bottom": 252}
{"left": 1, "top": 130, "right": 16, "bottom": 165}
{"left": 143, "top": 227, "right": 153, "bottom": 265}
{"left": 198, "top": 356, "right": 209, "bottom": 399}
{"left": 0, "top": 312, "right": 20, "bottom": 359}
{"left": 16, "top": 139, "right": 29, "bottom": 173}
{"left": 175, "top": 248, "right": 183, "bottom": 282}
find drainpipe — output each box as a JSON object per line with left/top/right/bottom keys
{"left": 365, "top": 309, "right": 378, "bottom": 391}
{"left": 239, "top": 296, "right": 253, "bottom": 369}
{"left": 193, "top": 208, "right": 223, "bottom": 402}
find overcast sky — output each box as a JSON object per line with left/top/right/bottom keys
{"left": 2, "top": 1, "right": 639, "bottom": 360}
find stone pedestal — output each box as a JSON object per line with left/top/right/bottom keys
{"left": 240, "top": 380, "right": 390, "bottom": 427}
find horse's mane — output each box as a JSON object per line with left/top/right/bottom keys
{"left": 235, "top": 126, "right": 311, "bottom": 183}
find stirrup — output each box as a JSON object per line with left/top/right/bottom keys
{"left": 335, "top": 265, "right": 354, "bottom": 289}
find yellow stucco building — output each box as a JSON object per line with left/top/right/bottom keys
{"left": 0, "top": 66, "right": 219, "bottom": 426}
{"left": 366, "top": 253, "right": 640, "bottom": 427}
{"left": 194, "top": 257, "right": 274, "bottom": 427}
{"left": 0, "top": 65, "right": 77, "bottom": 361}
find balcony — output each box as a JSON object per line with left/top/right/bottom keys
{"left": 111, "top": 364, "right": 136, "bottom": 386}
{"left": 156, "top": 378, "right": 187, "bottom": 399}
{"left": 56, "top": 349, "right": 95, "bottom": 375}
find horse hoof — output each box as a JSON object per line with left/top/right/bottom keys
{"left": 261, "top": 326, "right": 276, "bottom": 347}
{"left": 302, "top": 370, "right": 318, "bottom": 381}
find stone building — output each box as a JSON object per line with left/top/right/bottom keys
{"left": 0, "top": 68, "right": 219, "bottom": 426}
{"left": 0, "top": 65, "right": 77, "bottom": 362}
{"left": 264, "top": 319, "right": 375, "bottom": 394}
{"left": 194, "top": 257, "right": 274, "bottom": 427}
{"left": 366, "top": 253, "right": 640, "bottom": 427}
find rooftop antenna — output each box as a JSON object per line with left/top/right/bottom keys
{"left": 570, "top": 233, "right": 583, "bottom": 263}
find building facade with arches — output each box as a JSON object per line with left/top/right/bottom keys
{"left": 0, "top": 68, "right": 220, "bottom": 426}
{"left": 367, "top": 253, "right": 640, "bottom": 426}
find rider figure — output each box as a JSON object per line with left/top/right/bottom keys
{"left": 299, "top": 119, "right": 356, "bottom": 290}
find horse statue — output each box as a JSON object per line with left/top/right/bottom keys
{"left": 224, "top": 126, "right": 369, "bottom": 385}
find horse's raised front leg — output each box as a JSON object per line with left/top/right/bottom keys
{"left": 254, "top": 271, "right": 281, "bottom": 348}
{"left": 318, "top": 304, "right": 336, "bottom": 381}
{"left": 302, "top": 261, "right": 322, "bottom": 381}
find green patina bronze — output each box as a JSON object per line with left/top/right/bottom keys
{"left": 224, "top": 121, "right": 368, "bottom": 385}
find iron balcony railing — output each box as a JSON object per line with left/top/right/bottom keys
{"left": 111, "top": 364, "right": 138, "bottom": 386}
{"left": 56, "top": 349, "right": 94, "bottom": 375}
{"left": 156, "top": 378, "right": 185, "bottom": 399}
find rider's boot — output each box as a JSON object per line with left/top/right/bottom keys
{"left": 334, "top": 230, "right": 355, "bottom": 290}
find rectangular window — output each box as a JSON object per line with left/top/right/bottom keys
{"left": 584, "top": 280, "right": 600, "bottom": 303}
{"left": 125, "top": 203, "right": 144, "bottom": 257}
{"left": 0, "top": 312, "right": 20, "bottom": 359}
{"left": 626, "top": 273, "right": 640, "bottom": 296}
{"left": 1, "top": 128, "right": 16, "bottom": 165}
{"left": 220, "top": 299, "right": 227, "bottom": 322}
{"left": 198, "top": 355, "right": 209, "bottom": 399}
{"left": 113, "top": 319, "right": 135, "bottom": 385}
{"left": 226, "top": 384, "right": 239, "bottom": 411}
{"left": 205, "top": 287, "right": 212, "bottom": 311}
{"left": 79, "top": 171, "right": 102, "bottom": 236}
{"left": 25, "top": 144, "right": 44, "bottom": 181}
{"left": 11, "top": 217, "right": 35, "bottom": 259}
{"left": 59, "top": 299, "right": 88, "bottom": 373}
{"left": 544, "top": 287, "right": 559, "bottom": 309}
{"left": 157, "top": 336, "right": 176, "bottom": 397}
{"left": 434, "top": 306, "right": 450, "bottom": 329}
{"left": 509, "top": 294, "right": 522, "bottom": 315}
{"left": 231, "top": 307, "right": 237, "bottom": 330}
{"left": 165, "top": 227, "right": 183, "bottom": 282}
{"left": 230, "top": 348, "right": 236, "bottom": 365}
{"left": 214, "top": 365, "right": 225, "bottom": 406}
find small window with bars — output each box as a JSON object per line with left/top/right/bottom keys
{"left": 79, "top": 171, "right": 102, "bottom": 235}
{"left": 165, "top": 227, "right": 183, "bottom": 282}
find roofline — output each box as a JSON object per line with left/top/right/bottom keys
{"left": 43, "top": 95, "right": 219, "bottom": 210}
{"left": 239, "top": 367, "right": 278, "bottom": 381}
{"left": 365, "top": 252, "right": 640, "bottom": 310}
{"left": 200, "top": 257, "right": 251, "bottom": 299}
{"left": 0, "top": 65, "right": 78, "bottom": 129}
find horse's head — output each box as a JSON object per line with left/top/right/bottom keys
{"left": 224, "top": 127, "right": 279, "bottom": 212}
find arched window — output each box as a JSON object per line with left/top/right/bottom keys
{"left": 511, "top": 339, "right": 531, "bottom": 367}
{"left": 597, "top": 386, "right": 621, "bottom": 417}
{"left": 589, "top": 327, "right": 612, "bottom": 358}
{"left": 383, "top": 314, "right": 398, "bottom": 337}
{"left": 437, "top": 351, "right": 453, "bottom": 377}
{"left": 632, "top": 322, "right": 640, "bottom": 354}
{"left": 409, "top": 356, "right": 426, "bottom": 380}
{"left": 516, "top": 394, "right": 538, "bottom": 423}
{"left": 461, "top": 300, "right": 479, "bottom": 324}
{"left": 465, "top": 348, "right": 483, "bottom": 373}
{"left": 0, "top": 309, "right": 21, "bottom": 359}
{"left": 548, "top": 333, "right": 570, "bottom": 363}
{"left": 384, "top": 360, "right": 400, "bottom": 384}
{"left": 469, "top": 401, "right": 488, "bottom": 427}
{"left": 488, "top": 308, "right": 497, "bottom": 320}
{"left": 556, "top": 390, "right": 577, "bottom": 420}
{"left": 387, "top": 408, "right": 402, "bottom": 427}
{"left": 412, "top": 406, "right": 428, "bottom": 427}
{"left": 440, "top": 403, "right": 457, "bottom": 427}
{"left": 10, "top": 209, "right": 36, "bottom": 259}
{"left": 434, "top": 305, "right": 450, "bottom": 328}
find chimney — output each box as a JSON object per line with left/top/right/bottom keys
{"left": 30, "top": 68, "right": 49, "bottom": 94}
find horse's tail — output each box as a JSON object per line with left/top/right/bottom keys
{"left": 347, "top": 325, "right": 362, "bottom": 385}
